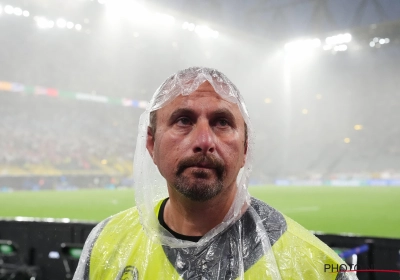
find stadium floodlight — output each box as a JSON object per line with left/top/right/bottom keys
{"left": 56, "top": 18, "right": 67, "bottom": 28}
{"left": 187, "top": 23, "right": 195, "bottom": 31}
{"left": 48, "top": 20, "right": 55, "bottom": 28}
{"left": 354, "top": 125, "right": 363, "bottom": 131}
{"left": 182, "top": 22, "right": 189, "bottom": 29}
{"left": 75, "top": 24, "right": 82, "bottom": 31}
{"left": 66, "top": 21, "right": 74, "bottom": 29}
{"left": 13, "top": 7, "right": 22, "bottom": 16}
{"left": 35, "top": 16, "right": 53, "bottom": 29}
{"left": 369, "top": 38, "right": 390, "bottom": 48}
{"left": 333, "top": 44, "right": 347, "bottom": 52}
{"left": 23, "top": 10, "right": 29, "bottom": 17}
{"left": 4, "top": 5, "right": 13, "bottom": 14}
{"left": 325, "top": 33, "right": 352, "bottom": 45}
{"left": 195, "top": 25, "right": 215, "bottom": 38}
{"left": 302, "top": 109, "right": 308, "bottom": 115}
{"left": 342, "top": 33, "right": 352, "bottom": 43}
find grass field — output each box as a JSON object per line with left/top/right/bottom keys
{"left": 0, "top": 186, "right": 399, "bottom": 238}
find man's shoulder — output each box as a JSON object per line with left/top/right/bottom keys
{"left": 92, "top": 206, "right": 144, "bottom": 255}
{"left": 248, "top": 196, "right": 288, "bottom": 246}
{"left": 281, "top": 214, "right": 343, "bottom": 261}
{"left": 100, "top": 206, "right": 141, "bottom": 232}
{"left": 249, "top": 196, "right": 342, "bottom": 261}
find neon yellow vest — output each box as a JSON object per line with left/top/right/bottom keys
{"left": 89, "top": 202, "right": 344, "bottom": 279}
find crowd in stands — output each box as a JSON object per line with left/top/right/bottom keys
{"left": 0, "top": 93, "right": 140, "bottom": 175}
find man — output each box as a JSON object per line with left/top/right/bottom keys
{"left": 74, "top": 67, "right": 357, "bottom": 279}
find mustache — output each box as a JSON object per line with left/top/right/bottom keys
{"left": 176, "top": 154, "right": 225, "bottom": 177}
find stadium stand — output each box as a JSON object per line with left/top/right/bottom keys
{"left": 0, "top": 93, "right": 139, "bottom": 190}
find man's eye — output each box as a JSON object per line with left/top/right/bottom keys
{"left": 216, "top": 119, "right": 229, "bottom": 127}
{"left": 177, "top": 117, "right": 192, "bottom": 126}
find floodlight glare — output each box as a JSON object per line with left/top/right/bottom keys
{"left": 333, "top": 44, "right": 347, "bottom": 52}
{"left": 195, "top": 25, "right": 213, "bottom": 38}
{"left": 36, "top": 17, "right": 51, "bottom": 28}
{"left": 75, "top": 24, "right": 82, "bottom": 31}
{"left": 187, "top": 23, "right": 195, "bottom": 31}
{"left": 369, "top": 41, "right": 375, "bottom": 47}
{"left": 56, "top": 18, "right": 67, "bottom": 28}
{"left": 182, "top": 22, "right": 189, "bottom": 30}
{"left": 325, "top": 33, "right": 352, "bottom": 45}
{"left": 4, "top": 5, "right": 13, "bottom": 14}
{"left": 385, "top": 38, "right": 390, "bottom": 44}
{"left": 67, "top": 21, "right": 74, "bottom": 29}
{"left": 284, "top": 38, "right": 321, "bottom": 53}
{"left": 13, "top": 7, "right": 22, "bottom": 16}
{"left": 342, "top": 33, "right": 352, "bottom": 43}
{"left": 379, "top": 38, "right": 385, "bottom": 44}
{"left": 23, "top": 10, "right": 30, "bottom": 17}
{"left": 154, "top": 13, "right": 175, "bottom": 26}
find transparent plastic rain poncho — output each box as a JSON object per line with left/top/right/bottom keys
{"left": 74, "top": 67, "right": 358, "bottom": 280}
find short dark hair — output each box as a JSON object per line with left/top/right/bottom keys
{"left": 149, "top": 110, "right": 248, "bottom": 148}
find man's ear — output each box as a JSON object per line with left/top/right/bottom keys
{"left": 146, "top": 126, "right": 156, "bottom": 164}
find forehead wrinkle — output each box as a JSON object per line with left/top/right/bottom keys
{"left": 157, "top": 90, "right": 244, "bottom": 125}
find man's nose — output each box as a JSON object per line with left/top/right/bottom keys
{"left": 192, "top": 120, "right": 216, "bottom": 154}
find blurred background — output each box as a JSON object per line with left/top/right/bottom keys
{"left": 0, "top": 0, "right": 400, "bottom": 279}
{"left": 1, "top": 0, "right": 400, "bottom": 188}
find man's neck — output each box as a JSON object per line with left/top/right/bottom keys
{"left": 163, "top": 186, "right": 237, "bottom": 237}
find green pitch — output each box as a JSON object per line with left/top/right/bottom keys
{"left": 0, "top": 186, "right": 399, "bottom": 238}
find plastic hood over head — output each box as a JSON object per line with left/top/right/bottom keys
{"left": 134, "top": 67, "right": 253, "bottom": 248}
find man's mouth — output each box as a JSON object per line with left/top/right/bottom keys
{"left": 192, "top": 163, "right": 215, "bottom": 169}
{"left": 176, "top": 155, "right": 225, "bottom": 178}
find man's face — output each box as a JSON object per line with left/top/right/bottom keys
{"left": 146, "top": 81, "right": 247, "bottom": 202}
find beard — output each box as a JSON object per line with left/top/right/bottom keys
{"left": 173, "top": 154, "right": 225, "bottom": 202}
